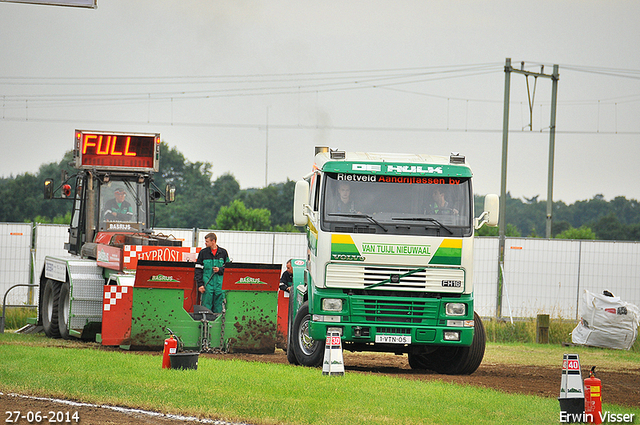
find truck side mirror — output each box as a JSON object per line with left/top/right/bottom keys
{"left": 483, "top": 194, "right": 499, "bottom": 227}
{"left": 44, "top": 178, "right": 54, "bottom": 199}
{"left": 293, "top": 180, "right": 309, "bottom": 226}
{"left": 165, "top": 184, "right": 176, "bottom": 203}
{"left": 475, "top": 194, "right": 499, "bottom": 229}
{"left": 480, "top": 194, "right": 500, "bottom": 227}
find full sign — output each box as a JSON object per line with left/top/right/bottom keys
{"left": 74, "top": 130, "right": 160, "bottom": 172}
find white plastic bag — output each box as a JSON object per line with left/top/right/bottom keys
{"left": 571, "top": 289, "right": 639, "bottom": 350}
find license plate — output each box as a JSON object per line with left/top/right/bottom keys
{"left": 375, "top": 334, "right": 411, "bottom": 344}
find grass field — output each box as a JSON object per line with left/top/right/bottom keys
{"left": 1, "top": 333, "right": 638, "bottom": 425}
{"left": 4, "top": 308, "right": 638, "bottom": 350}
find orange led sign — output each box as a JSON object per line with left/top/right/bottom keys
{"left": 75, "top": 130, "right": 159, "bottom": 171}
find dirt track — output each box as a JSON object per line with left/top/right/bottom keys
{"left": 2, "top": 350, "right": 639, "bottom": 424}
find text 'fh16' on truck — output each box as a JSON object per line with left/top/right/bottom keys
{"left": 286, "top": 147, "right": 499, "bottom": 375}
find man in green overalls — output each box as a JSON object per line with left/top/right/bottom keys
{"left": 194, "top": 233, "right": 229, "bottom": 313}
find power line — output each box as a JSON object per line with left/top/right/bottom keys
{"left": 2, "top": 115, "right": 639, "bottom": 135}
{"left": 0, "top": 62, "right": 504, "bottom": 83}
{"left": 3, "top": 68, "right": 639, "bottom": 108}
{"left": 2, "top": 62, "right": 640, "bottom": 132}
{"left": 559, "top": 64, "right": 640, "bottom": 80}
{"left": 0, "top": 66, "right": 503, "bottom": 102}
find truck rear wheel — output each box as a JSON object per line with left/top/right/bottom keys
{"left": 292, "top": 302, "right": 324, "bottom": 367}
{"left": 42, "top": 279, "right": 61, "bottom": 338}
{"left": 57, "top": 281, "right": 71, "bottom": 339}
{"left": 421, "top": 311, "right": 486, "bottom": 375}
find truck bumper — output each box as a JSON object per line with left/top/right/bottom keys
{"left": 307, "top": 289, "right": 476, "bottom": 347}
{"left": 309, "top": 320, "right": 475, "bottom": 346}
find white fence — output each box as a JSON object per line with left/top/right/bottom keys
{"left": 0, "top": 223, "right": 33, "bottom": 306}
{"left": 195, "top": 229, "right": 307, "bottom": 266}
{"left": 498, "top": 238, "right": 640, "bottom": 319}
{"left": 2, "top": 223, "right": 640, "bottom": 320}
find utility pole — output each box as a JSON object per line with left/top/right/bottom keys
{"left": 265, "top": 106, "right": 270, "bottom": 187}
{"left": 497, "top": 58, "right": 512, "bottom": 319}
{"left": 497, "top": 58, "right": 559, "bottom": 318}
{"left": 546, "top": 65, "right": 560, "bottom": 238}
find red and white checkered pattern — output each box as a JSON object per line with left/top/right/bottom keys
{"left": 103, "top": 286, "right": 129, "bottom": 311}
{"left": 123, "top": 245, "right": 144, "bottom": 265}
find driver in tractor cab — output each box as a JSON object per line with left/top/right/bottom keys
{"left": 104, "top": 188, "right": 133, "bottom": 221}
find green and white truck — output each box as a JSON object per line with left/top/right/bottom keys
{"left": 287, "top": 147, "right": 498, "bottom": 375}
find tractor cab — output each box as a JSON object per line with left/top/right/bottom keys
{"left": 44, "top": 130, "right": 176, "bottom": 257}
{"left": 60, "top": 171, "right": 175, "bottom": 256}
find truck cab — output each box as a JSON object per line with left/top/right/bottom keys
{"left": 288, "top": 147, "right": 498, "bottom": 374}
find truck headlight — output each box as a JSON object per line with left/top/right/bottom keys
{"left": 444, "top": 331, "right": 460, "bottom": 341}
{"left": 445, "top": 303, "right": 466, "bottom": 316}
{"left": 322, "top": 298, "right": 343, "bottom": 312}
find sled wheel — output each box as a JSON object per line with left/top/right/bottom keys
{"left": 57, "top": 281, "right": 71, "bottom": 339}
{"left": 42, "top": 279, "right": 61, "bottom": 338}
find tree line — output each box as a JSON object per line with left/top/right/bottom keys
{"left": 1, "top": 143, "right": 639, "bottom": 240}
{"left": 475, "top": 193, "right": 640, "bottom": 240}
{"left": 0, "top": 143, "right": 296, "bottom": 232}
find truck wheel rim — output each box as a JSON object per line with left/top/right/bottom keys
{"left": 298, "top": 316, "right": 317, "bottom": 355}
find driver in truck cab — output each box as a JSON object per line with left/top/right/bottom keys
{"left": 104, "top": 188, "right": 134, "bottom": 221}
{"left": 429, "top": 186, "right": 458, "bottom": 215}
{"left": 332, "top": 181, "right": 359, "bottom": 213}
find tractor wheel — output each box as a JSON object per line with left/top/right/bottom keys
{"left": 57, "top": 281, "right": 71, "bottom": 339}
{"left": 292, "top": 302, "right": 324, "bottom": 367}
{"left": 42, "top": 279, "right": 61, "bottom": 338}
{"left": 426, "top": 311, "right": 486, "bottom": 375}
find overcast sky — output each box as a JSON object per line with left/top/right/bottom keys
{"left": 1, "top": 1, "right": 639, "bottom": 204}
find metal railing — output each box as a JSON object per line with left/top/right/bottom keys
{"left": 0, "top": 284, "right": 38, "bottom": 333}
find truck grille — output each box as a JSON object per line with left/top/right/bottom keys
{"left": 351, "top": 297, "right": 439, "bottom": 324}
{"left": 377, "top": 327, "right": 411, "bottom": 334}
{"left": 325, "top": 264, "right": 465, "bottom": 293}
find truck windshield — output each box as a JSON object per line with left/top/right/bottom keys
{"left": 321, "top": 173, "right": 473, "bottom": 236}
{"left": 98, "top": 180, "right": 147, "bottom": 232}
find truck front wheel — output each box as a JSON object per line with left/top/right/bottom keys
{"left": 292, "top": 302, "right": 324, "bottom": 367}
{"left": 407, "top": 350, "right": 432, "bottom": 370}
{"left": 409, "top": 312, "right": 486, "bottom": 375}
{"left": 414, "top": 311, "right": 486, "bottom": 375}
{"left": 42, "top": 279, "right": 61, "bottom": 338}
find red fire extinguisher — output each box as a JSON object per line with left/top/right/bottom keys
{"left": 162, "top": 329, "right": 178, "bottom": 369}
{"left": 584, "top": 366, "right": 602, "bottom": 424}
